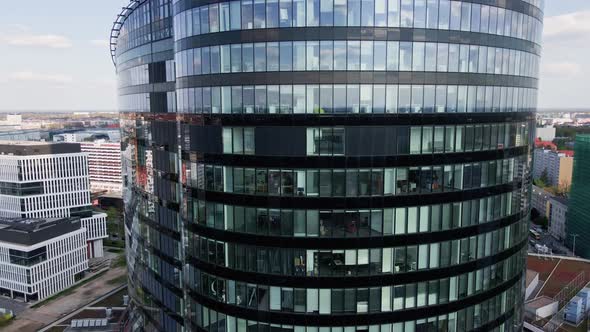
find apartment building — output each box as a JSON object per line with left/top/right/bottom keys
{"left": 80, "top": 142, "right": 122, "bottom": 195}
{"left": 533, "top": 149, "right": 573, "bottom": 190}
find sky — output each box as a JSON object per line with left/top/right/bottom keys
{"left": 0, "top": 0, "right": 589, "bottom": 111}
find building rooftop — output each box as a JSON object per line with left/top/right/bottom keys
{"left": 526, "top": 269, "right": 539, "bottom": 288}
{"left": 535, "top": 138, "right": 557, "bottom": 151}
{"left": 549, "top": 196, "right": 569, "bottom": 206}
{"left": 526, "top": 296, "right": 557, "bottom": 310}
{"left": 528, "top": 255, "right": 590, "bottom": 299}
{"left": 0, "top": 141, "right": 81, "bottom": 156}
{"left": 0, "top": 217, "right": 81, "bottom": 246}
{"left": 558, "top": 150, "right": 574, "bottom": 157}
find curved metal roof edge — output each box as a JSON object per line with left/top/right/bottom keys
{"left": 109, "top": 0, "right": 148, "bottom": 68}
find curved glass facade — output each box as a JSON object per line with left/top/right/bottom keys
{"left": 113, "top": 0, "right": 543, "bottom": 331}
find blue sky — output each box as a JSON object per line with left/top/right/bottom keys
{"left": 0, "top": 0, "right": 589, "bottom": 111}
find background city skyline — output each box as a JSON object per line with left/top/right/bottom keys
{"left": 0, "top": 0, "right": 587, "bottom": 112}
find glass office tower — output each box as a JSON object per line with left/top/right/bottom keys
{"left": 566, "top": 135, "right": 590, "bottom": 258}
{"left": 112, "top": 0, "right": 543, "bottom": 331}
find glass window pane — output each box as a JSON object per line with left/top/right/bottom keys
{"left": 414, "top": 0, "right": 426, "bottom": 28}
{"left": 307, "top": 0, "right": 320, "bottom": 26}
{"left": 242, "top": 0, "right": 254, "bottom": 29}
{"left": 347, "top": 41, "right": 361, "bottom": 70}
{"left": 280, "top": 42, "right": 293, "bottom": 71}
{"left": 400, "top": 0, "right": 413, "bottom": 27}
{"left": 320, "top": 0, "right": 334, "bottom": 26}
{"left": 388, "top": 0, "right": 400, "bottom": 27}
{"left": 320, "top": 41, "right": 334, "bottom": 70}
{"left": 347, "top": 0, "right": 361, "bottom": 26}
{"left": 361, "top": 0, "right": 374, "bottom": 26}
{"left": 360, "top": 41, "right": 374, "bottom": 70}
{"left": 280, "top": 0, "right": 293, "bottom": 27}
{"left": 334, "top": 0, "right": 347, "bottom": 25}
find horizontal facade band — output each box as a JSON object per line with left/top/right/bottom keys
{"left": 189, "top": 146, "right": 529, "bottom": 168}
{"left": 175, "top": 27, "right": 542, "bottom": 55}
{"left": 187, "top": 240, "right": 524, "bottom": 287}
{"left": 174, "top": 72, "right": 538, "bottom": 90}
{"left": 186, "top": 263, "right": 523, "bottom": 323}
{"left": 176, "top": 111, "right": 534, "bottom": 126}
{"left": 187, "top": 210, "right": 525, "bottom": 249}
{"left": 188, "top": 182, "right": 520, "bottom": 209}
{"left": 189, "top": 309, "right": 516, "bottom": 332}
{"left": 174, "top": 0, "right": 544, "bottom": 21}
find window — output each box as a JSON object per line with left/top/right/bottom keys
{"left": 414, "top": 0, "right": 426, "bottom": 28}
{"left": 223, "top": 128, "right": 255, "bottom": 154}
{"left": 307, "top": 0, "right": 320, "bottom": 26}
{"left": 280, "top": 0, "right": 293, "bottom": 27}
{"left": 334, "top": 0, "right": 347, "bottom": 25}
{"left": 400, "top": 42, "right": 412, "bottom": 71}
{"left": 388, "top": 0, "right": 400, "bottom": 27}
{"left": 307, "top": 128, "right": 345, "bottom": 155}
{"left": 426, "top": 0, "right": 438, "bottom": 29}
{"left": 347, "top": 0, "right": 361, "bottom": 26}
{"left": 361, "top": 0, "right": 374, "bottom": 26}
{"left": 320, "top": 0, "right": 334, "bottom": 25}
{"left": 400, "top": 0, "right": 413, "bottom": 27}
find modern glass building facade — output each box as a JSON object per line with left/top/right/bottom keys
{"left": 566, "top": 135, "right": 590, "bottom": 258}
{"left": 112, "top": 0, "right": 543, "bottom": 331}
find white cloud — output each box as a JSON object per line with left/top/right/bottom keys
{"left": 90, "top": 39, "right": 109, "bottom": 47}
{"left": 0, "top": 32, "right": 72, "bottom": 48}
{"left": 9, "top": 71, "right": 73, "bottom": 84}
{"left": 543, "top": 11, "right": 590, "bottom": 41}
{"left": 541, "top": 62, "right": 582, "bottom": 78}
{"left": 4, "top": 24, "right": 30, "bottom": 33}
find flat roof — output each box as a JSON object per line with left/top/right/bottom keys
{"left": 0, "top": 141, "right": 80, "bottom": 156}
{"left": 0, "top": 217, "right": 81, "bottom": 246}
{"left": 549, "top": 196, "right": 569, "bottom": 206}
{"left": 528, "top": 255, "right": 590, "bottom": 298}
{"left": 526, "top": 269, "right": 539, "bottom": 287}
{"left": 526, "top": 296, "right": 557, "bottom": 309}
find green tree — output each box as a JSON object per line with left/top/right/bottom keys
{"left": 534, "top": 169, "right": 551, "bottom": 188}
{"left": 533, "top": 216, "right": 548, "bottom": 230}
{"left": 105, "top": 207, "right": 124, "bottom": 242}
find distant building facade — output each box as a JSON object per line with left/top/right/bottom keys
{"left": 547, "top": 196, "right": 568, "bottom": 241}
{"left": 531, "top": 185, "right": 553, "bottom": 216}
{"left": 0, "top": 217, "right": 88, "bottom": 301}
{"left": 535, "top": 126, "right": 556, "bottom": 142}
{"left": 80, "top": 142, "right": 123, "bottom": 195}
{"left": 0, "top": 129, "right": 41, "bottom": 141}
{"left": 567, "top": 135, "right": 590, "bottom": 257}
{"left": 0, "top": 141, "right": 107, "bottom": 258}
{"left": 533, "top": 149, "right": 573, "bottom": 190}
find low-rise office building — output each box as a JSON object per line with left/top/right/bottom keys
{"left": 0, "top": 217, "right": 88, "bottom": 301}
{"left": 0, "top": 141, "right": 107, "bottom": 257}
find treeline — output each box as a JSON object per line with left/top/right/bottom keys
{"left": 556, "top": 126, "right": 590, "bottom": 139}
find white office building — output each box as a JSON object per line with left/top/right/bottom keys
{"left": 80, "top": 142, "right": 122, "bottom": 195}
{"left": 535, "top": 126, "right": 556, "bottom": 142}
{"left": 0, "top": 141, "right": 107, "bottom": 258}
{"left": 0, "top": 217, "right": 88, "bottom": 302}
